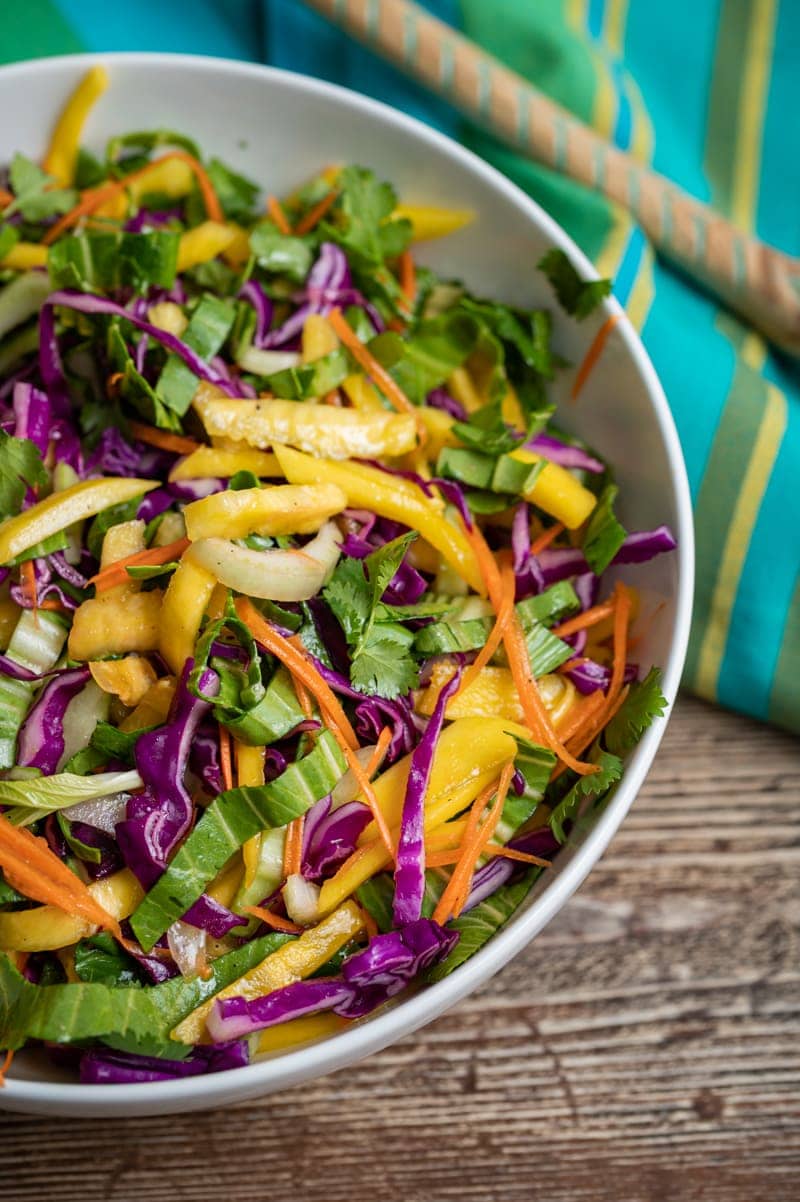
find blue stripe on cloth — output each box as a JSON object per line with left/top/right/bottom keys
{"left": 52, "top": 0, "right": 258, "bottom": 58}
{"left": 588, "top": 0, "right": 606, "bottom": 41}
{"left": 757, "top": 1, "right": 800, "bottom": 253}
{"left": 612, "top": 224, "right": 645, "bottom": 305}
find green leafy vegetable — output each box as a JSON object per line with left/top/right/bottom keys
{"left": 0, "top": 431, "right": 47, "bottom": 521}
{"left": 322, "top": 165, "right": 411, "bottom": 271}
{"left": 156, "top": 294, "right": 236, "bottom": 415}
{"left": 263, "top": 347, "right": 350, "bottom": 399}
{"left": 204, "top": 157, "right": 259, "bottom": 223}
{"left": 106, "top": 321, "right": 181, "bottom": 431}
{"left": 0, "top": 769, "right": 143, "bottom": 828}
{"left": 86, "top": 491, "right": 144, "bottom": 560}
{"left": 548, "top": 751, "right": 622, "bottom": 843}
{"left": 604, "top": 667, "right": 667, "bottom": 756}
{"left": 386, "top": 310, "right": 477, "bottom": 405}
{"left": 47, "top": 231, "right": 179, "bottom": 292}
{"left": 427, "top": 871, "right": 541, "bottom": 982}
{"left": 0, "top": 225, "right": 19, "bottom": 260}
{"left": 73, "top": 933, "right": 145, "bottom": 988}
{"left": 129, "top": 730, "right": 346, "bottom": 950}
{"left": 57, "top": 813, "right": 103, "bottom": 865}
{"left": 249, "top": 223, "right": 313, "bottom": 282}
{"left": 6, "top": 154, "right": 77, "bottom": 222}
{"left": 582, "top": 483, "right": 627, "bottom": 575}
{"left": 538, "top": 248, "right": 612, "bottom": 320}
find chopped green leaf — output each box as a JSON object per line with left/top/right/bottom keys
{"left": 73, "top": 933, "right": 145, "bottom": 988}
{"left": 604, "top": 667, "right": 667, "bottom": 756}
{"left": 156, "top": 294, "right": 236, "bottom": 416}
{"left": 7, "top": 154, "right": 77, "bottom": 222}
{"left": 549, "top": 750, "right": 622, "bottom": 843}
{"left": 48, "top": 231, "right": 180, "bottom": 292}
{"left": 427, "top": 871, "right": 541, "bottom": 982}
{"left": 538, "top": 248, "right": 612, "bottom": 320}
{"left": 0, "top": 431, "right": 47, "bottom": 521}
{"left": 322, "top": 165, "right": 411, "bottom": 271}
{"left": 582, "top": 483, "right": 626, "bottom": 575}
{"left": 249, "top": 222, "right": 313, "bottom": 282}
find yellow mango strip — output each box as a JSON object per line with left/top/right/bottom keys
{"left": 147, "top": 301, "right": 188, "bottom": 339}
{"left": 256, "top": 1012, "right": 347, "bottom": 1055}
{"left": 88, "top": 655, "right": 158, "bottom": 708}
{"left": 68, "top": 590, "right": 163, "bottom": 661}
{"left": 0, "top": 243, "right": 48, "bottom": 271}
{"left": 302, "top": 314, "right": 339, "bottom": 363}
{"left": 0, "top": 477, "right": 158, "bottom": 565}
{"left": 169, "top": 446, "right": 280, "bottom": 482}
{"left": 99, "top": 519, "right": 147, "bottom": 570}
{"left": 183, "top": 482, "right": 346, "bottom": 541}
{"left": 274, "top": 446, "right": 483, "bottom": 593}
{"left": 126, "top": 156, "right": 194, "bottom": 204}
{"left": 177, "top": 221, "right": 237, "bottom": 272}
{"left": 416, "top": 663, "right": 577, "bottom": 727}
{"left": 159, "top": 548, "right": 217, "bottom": 675}
{"left": 236, "top": 742, "right": 266, "bottom": 898}
{"left": 195, "top": 395, "right": 417, "bottom": 460}
{"left": 220, "top": 223, "right": 251, "bottom": 268}
{"left": 42, "top": 66, "right": 109, "bottom": 186}
{"left": 446, "top": 366, "right": 483, "bottom": 414}
{"left": 0, "top": 869, "right": 142, "bottom": 954}
{"left": 393, "top": 204, "right": 474, "bottom": 241}
{"left": 206, "top": 855, "right": 246, "bottom": 911}
{"left": 342, "top": 373, "right": 384, "bottom": 413}
{"left": 0, "top": 597, "right": 20, "bottom": 650}
{"left": 172, "top": 900, "right": 364, "bottom": 1044}
{"left": 118, "top": 677, "right": 176, "bottom": 731}
{"left": 509, "top": 449, "right": 597, "bottom": 530}
{"left": 417, "top": 406, "right": 459, "bottom": 460}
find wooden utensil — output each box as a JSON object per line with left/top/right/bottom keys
{"left": 300, "top": 0, "right": 800, "bottom": 358}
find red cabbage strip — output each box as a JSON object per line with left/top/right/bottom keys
{"left": 12, "top": 382, "right": 51, "bottom": 456}
{"left": 462, "top": 826, "right": 561, "bottom": 912}
{"left": 524, "top": 433, "right": 605, "bottom": 473}
{"left": 567, "top": 658, "right": 638, "bottom": 695}
{"left": 40, "top": 289, "right": 243, "bottom": 399}
{"left": 238, "top": 280, "right": 274, "bottom": 346}
{"left": 17, "top": 666, "right": 90, "bottom": 773}
{"left": 79, "top": 1040, "right": 248, "bottom": 1084}
{"left": 393, "top": 667, "right": 462, "bottom": 926}
{"left": 302, "top": 799, "right": 372, "bottom": 881}
{"left": 536, "top": 525, "right": 677, "bottom": 585}
{"left": 426, "top": 386, "right": 467, "bottom": 421}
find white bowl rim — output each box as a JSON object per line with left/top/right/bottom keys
{"left": 0, "top": 50, "right": 694, "bottom": 1113}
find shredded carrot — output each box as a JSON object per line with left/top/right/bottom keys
{"left": 43, "top": 151, "right": 223, "bottom": 245}
{"left": 0, "top": 1049, "right": 14, "bottom": 1087}
{"left": 267, "top": 195, "right": 292, "bottom": 235}
{"left": 327, "top": 307, "right": 417, "bottom": 417}
{"left": 323, "top": 388, "right": 342, "bottom": 406}
{"left": 235, "top": 597, "right": 357, "bottom": 749}
{"left": 386, "top": 317, "right": 407, "bottom": 334}
{"left": 37, "top": 599, "right": 69, "bottom": 613}
{"left": 245, "top": 905, "right": 302, "bottom": 934}
{"left": 602, "top": 582, "right": 632, "bottom": 716}
{"left": 554, "top": 688, "right": 605, "bottom": 746}
{"left": 218, "top": 725, "right": 233, "bottom": 792}
{"left": 432, "top": 762, "right": 515, "bottom": 924}
{"left": 289, "top": 668, "right": 314, "bottom": 722}
{"left": 552, "top": 599, "right": 617, "bottom": 640}
{"left": 88, "top": 537, "right": 190, "bottom": 593}
{"left": 19, "top": 560, "right": 38, "bottom": 611}
{"left": 0, "top": 187, "right": 13, "bottom": 208}
{"left": 234, "top": 597, "right": 395, "bottom": 857}
{"left": 426, "top": 843, "right": 551, "bottom": 869}
{"left": 293, "top": 188, "right": 338, "bottom": 236}
{"left": 530, "top": 521, "right": 565, "bottom": 557}
{"left": 0, "top": 814, "right": 122, "bottom": 939}
{"left": 128, "top": 421, "right": 201, "bottom": 455}
{"left": 455, "top": 556, "right": 516, "bottom": 699}
{"left": 365, "top": 726, "right": 392, "bottom": 778}
{"left": 463, "top": 521, "right": 597, "bottom": 776}
{"left": 571, "top": 313, "right": 622, "bottom": 401}
{"left": 283, "top": 816, "right": 305, "bottom": 878}
{"left": 398, "top": 250, "right": 417, "bottom": 304}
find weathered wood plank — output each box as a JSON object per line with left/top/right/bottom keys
{"left": 2, "top": 695, "right": 799, "bottom": 1201}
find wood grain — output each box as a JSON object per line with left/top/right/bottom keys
{"left": 3, "top": 694, "right": 799, "bottom": 1201}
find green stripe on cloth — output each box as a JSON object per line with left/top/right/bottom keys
{"left": 769, "top": 573, "right": 800, "bottom": 729}
{"left": 0, "top": 0, "right": 82, "bottom": 61}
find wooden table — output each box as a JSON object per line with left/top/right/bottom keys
{"left": 4, "top": 694, "right": 799, "bottom": 1201}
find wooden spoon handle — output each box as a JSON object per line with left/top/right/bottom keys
{"left": 302, "top": 0, "right": 800, "bottom": 356}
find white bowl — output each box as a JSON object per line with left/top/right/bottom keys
{"left": 0, "top": 52, "right": 693, "bottom": 1117}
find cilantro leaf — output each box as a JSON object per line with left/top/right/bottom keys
{"left": 0, "top": 224, "right": 19, "bottom": 260}
{"left": 349, "top": 626, "right": 419, "bottom": 699}
{"left": 249, "top": 223, "right": 313, "bottom": 282}
{"left": 322, "top": 166, "right": 411, "bottom": 270}
{"left": 583, "top": 483, "right": 627, "bottom": 575}
{"left": 386, "top": 310, "right": 478, "bottom": 405}
{"left": 362, "top": 533, "right": 418, "bottom": 621}
{"left": 538, "top": 248, "right": 612, "bottom": 320}
{"left": 323, "top": 556, "right": 371, "bottom": 644}
{"left": 604, "top": 668, "right": 667, "bottom": 756}
{"left": 549, "top": 751, "right": 622, "bottom": 843}
{"left": 7, "top": 154, "right": 78, "bottom": 222}
{"left": 452, "top": 398, "right": 524, "bottom": 457}
{"left": 0, "top": 431, "right": 47, "bottom": 519}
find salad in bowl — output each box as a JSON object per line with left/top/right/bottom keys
{"left": 0, "top": 67, "right": 676, "bottom": 1086}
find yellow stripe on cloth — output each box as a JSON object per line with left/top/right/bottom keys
{"left": 604, "top": 0, "right": 630, "bottom": 56}
{"left": 626, "top": 242, "right": 656, "bottom": 331}
{"left": 695, "top": 381, "right": 787, "bottom": 699}
{"left": 731, "top": 0, "right": 778, "bottom": 229}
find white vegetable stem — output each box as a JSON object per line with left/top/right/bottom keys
{"left": 190, "top": 519, "right": 342, "bottom": 601}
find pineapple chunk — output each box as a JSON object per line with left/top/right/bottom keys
{"left": 183, "top": 483, "right": 347, "bottom": 541}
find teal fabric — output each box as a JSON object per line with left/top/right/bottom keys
{"left": 3, "top": 0, "right": 799, "bottom": 732}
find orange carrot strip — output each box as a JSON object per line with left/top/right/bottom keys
{"left": 463, "top": 521, "right": 597, "bottom": 776}
{"left": 455, "top": 557, "right": 516, "bottom": 699}
{"left": 0, "top": 187, "right": 13, "bottom": 208}
{"left": 484, "top": 843, "right": 551, "bottom": 867}
{"left": 327, "top": 308, "right": 417, "bottom": 417}
{"left": 37, "top": 599, "right": 69, "bottom": 613}
{"left": 219, "top": 725, "right": 233, "bottom": 792}
{"left": 359, "top": 906, "right": 379, "bottom": 941}
{"left": 235, "top": 597, "right": 358, "bottom": 749}
{"left": 245, "top": 905, "right": 302, "bottom": 934}
{"left": 293, "top": 188, "right": 338, "bottom": 236}
{"left": 529, "top": 521, "right": 565, "bottom": 557}
{"left": 283, "top": 816, "right": 305, "bottom": 878}
{"left": 234, "top": 598, "right": 394, "bottom": 856}
{"left": 366, "top": 727, "right": 392, "bottom": 779}
{"left": 0, "top": 814, "right": 122, "bottom": 939}
{"left": 267, "top": 195, "right": 292, "bottom": 235}
{"left": 571, "top": 313, "right": 622, "bottom": 401}
{"left": 432, "top": 762, "right": 514, "bottom": 924}
{"left": 19, "top": 560, "right": 38, "bottom": 611}
{"left": 0, "top": 1049, "right": 14, "bottom": 1087}
{"left": 128, "top": 421, "right": 201, "bottom": 455}
{"left": 88, "top": 537, "right": 190, "bottom": 593}
{"left": 551, "top": 600, "right": 617, "bottom": 640}
{"left": 398, "top": 250, "right": 417, "bottom": 304}
{"left": 43, "top": 151, "right": 223, "bottom": 245}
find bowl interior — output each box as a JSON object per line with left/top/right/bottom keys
{"left": 0, "top": 53, "right": 693, "bottom": 1116}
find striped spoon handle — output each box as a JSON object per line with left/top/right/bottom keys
{"left": 300, "top": 0, "right": 800, "bottom": 357}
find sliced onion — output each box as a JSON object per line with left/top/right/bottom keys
{"left": 330, "top": 743, "right": 382, "bottom": 809}
{"left": 166, "top": 919, "right": 208, "bottom": 979}
{"left": 237, "top": 346, "right": 301, "bottom": 376}
{"left": 282, "top": 874, "right": 321, "bottom": 926}
{"left": 189, "top": 520, "right": 342, "bottom": 601}
{"left": 62, "top": 792, "right": 131, "bottom": 835}
{"left": 57, "top": 680, "right": 110, "bottom": 771}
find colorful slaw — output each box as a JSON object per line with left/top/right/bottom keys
{"left": 0, "top": 69, "right": 675, "bottom": 1084}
